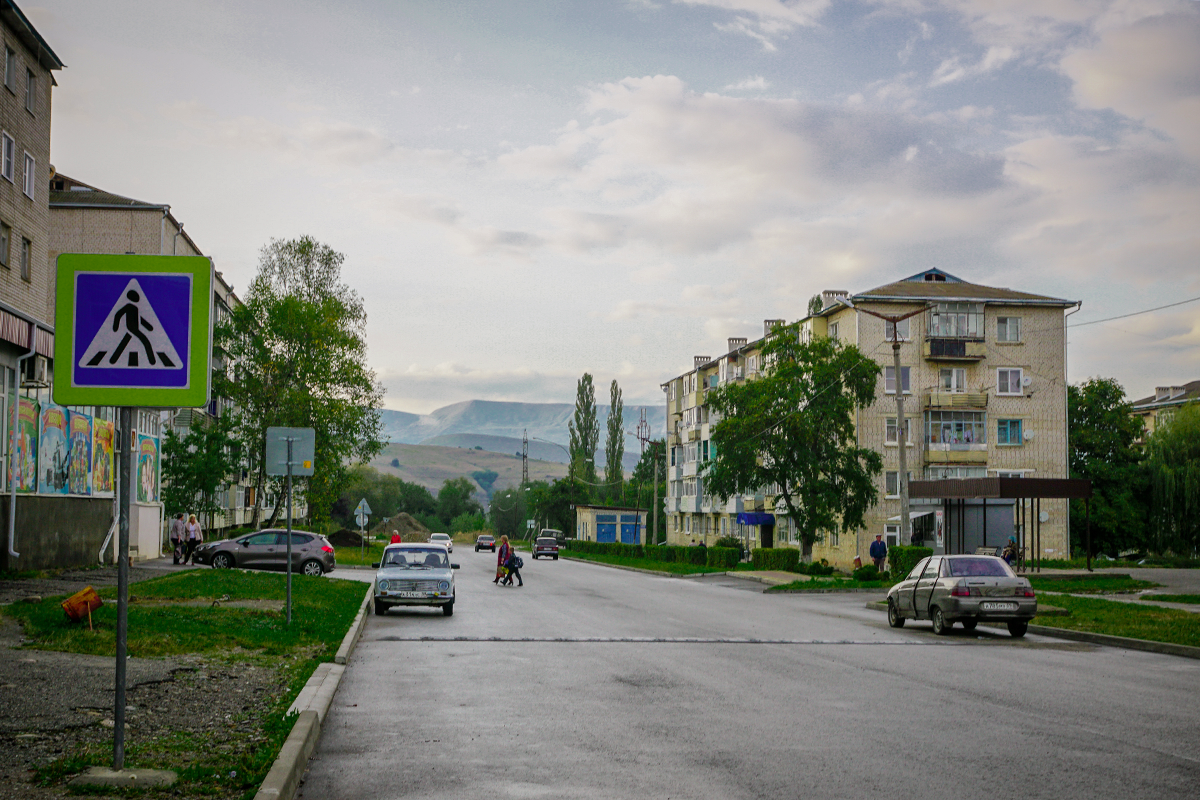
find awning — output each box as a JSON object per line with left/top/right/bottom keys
{"left": 886, "top": 511, "right": 934, "bottom": 522}
{"left": 736, "top": 512, "right": 775, "bottom": 526}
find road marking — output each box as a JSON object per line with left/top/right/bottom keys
{"left": 375, "top": 635, "right": 953, "bottom": 645}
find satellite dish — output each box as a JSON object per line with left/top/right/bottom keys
{"left": 1022, "top": 376, "right": 1033, "bottom": 387}
{"left": 1038, "top": 511, "right": 1049, "bottom": 523}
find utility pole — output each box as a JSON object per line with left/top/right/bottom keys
{"left": 635, "top": 410, "right": 651, "bottom": 545}
{"left": 522, "top": 429, "right": 529, "bottom": 485}
{"left": 853, "top": 304, "right": 928, "bottom": 546}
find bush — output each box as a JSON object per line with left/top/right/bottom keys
{"left": 795, "top": 560, "right": 835, "bottom": 576}
{"left": 751, "top": 548, "right": 800, "bottom": 572}
{"left": 449, "top": 512, "right": 489, "bottom": 534}
{"left": 852, "top": 565, "right": 879, "bottom": 582}
{"left": 707, "top": 547, "right": 739, "bottom": 569}
{"left": 888, "top": 545, "right": 932, "bottom": 580}
{"left": 564, "top": 541, "right": 733, "bottom": 568}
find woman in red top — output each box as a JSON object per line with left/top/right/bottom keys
{"left": 390, "top": 530, "right": 402, "bottom": 544}
{"left": 494, "top": 535, "right": 512, "bottom": 584}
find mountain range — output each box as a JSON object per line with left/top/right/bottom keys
{"left": 379, "top": 400, "right": 667, "bottom": 471}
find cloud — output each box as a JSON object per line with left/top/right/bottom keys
{"left": 724, "top": 75, "right": 770, "bottom": 91}
{"left": 675, "top": 0, "right": 831, "bottom": 49}
{"left": 929, "top": 45, "right": 1017, "bottom": 86}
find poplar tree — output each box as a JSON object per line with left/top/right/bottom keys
{"left": 568, "top": 373, "right": 599, "bottom": 485}
{"left": 605, "top": 379, "right": 624, "bottom": 496}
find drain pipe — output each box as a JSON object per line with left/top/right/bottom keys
{"left": 8, "top": 320, "right": 36, "bottom": 560}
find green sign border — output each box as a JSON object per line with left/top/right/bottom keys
{"left": 53, "top": 254, "right": 213, "bottom": 408}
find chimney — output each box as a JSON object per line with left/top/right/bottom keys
{"left": 694, "top": 355, "right": 711, "bottom": 368}
{"left": 821, "top": 290, "right": 849, "bottom": 310}
{"left": 764, "top": 319, "right": 784, "bottom": 336}
{"left": 1157, "top": 386, "right": 1186, "bottom": 401}
{"left": 727, "top": 337, "right": 747, "bottom": 353}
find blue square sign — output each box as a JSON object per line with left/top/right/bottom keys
{"left": 54, "top": 254, "right": 212, "bottom": 408}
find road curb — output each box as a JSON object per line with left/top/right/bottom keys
{"left": 771, "top": 586, "right": 889, "bottom": 594}
{"left": 254, "top": 583, "right": 373, "bottom": 800}
{"left": 559, "top": 554, "right": 712, "bottom": 578}
{"left": 863, "top": 601, "right": 1199, "bottom": 658}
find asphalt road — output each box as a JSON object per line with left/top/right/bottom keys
{"left": 302, "top": 552, "right": 1200, "bottom": 799}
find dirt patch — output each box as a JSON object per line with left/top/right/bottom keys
{"left": 371, "top": 512, "right": 430, "bottom": 541}
{"left": 0, "top": 564, "right": 168, "bottom": 606}
{"left": 326, "top": 528, "right": 367, "bottom": 548}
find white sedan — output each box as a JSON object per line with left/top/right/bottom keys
{"left": 372, "top": 544, "right": 459, "bottom": 616}
{"left": 428, "top": 532, "right": 454, "bottom": 553}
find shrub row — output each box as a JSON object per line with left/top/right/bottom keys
{"left": 887, "top": 545, "right": 932, "bottom": 580}
{"left": 851, "top": 565, "right": 891, "bottom": 582}
{"left": 751, "top": 548, "right": 800, "bottom": 572}
{"left": 564, "top": 540, "right": 738, "bottom": 569}
{"left": 794, "top": 560, "right": 836, "bottom": 576}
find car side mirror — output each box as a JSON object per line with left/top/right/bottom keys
{"left": 451, "top": 564, "right": 460, "bottom": 570}
{"left": 371, "top": 562, "right": 380, "bottom": 569}
{"left": 237, "top": 539, "right": 249, "bottom": 547}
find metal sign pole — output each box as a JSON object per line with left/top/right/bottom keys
{"left": 113, "top": 406, "right": 132, "bottom": 770}
{"left": 286, "top": 438, "right": 293, "bottom": 625}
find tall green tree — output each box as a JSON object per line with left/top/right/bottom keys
{"left": 568, "top": 373, "right": 599, "bottom": 484}
{"left": 436, "top": 477, "right": 483, "bottom": 526}
{"left": 161, "top": 416, "right": 241, "bottom": 531}
{"left": 1067, "top": 378, "right": 1147, "bottom": 555}
{"left": 807, "top": 294, "right": 824, "bottom": 317}
{"left": 489, "top": 485, "right": 528, "bottom": 540}
{"left": 630, "top": 438, "right": 666, "bottom": 543}
{"left": 605, "top": 379, "right": 624, "bottom": 496}
{"left": 216, "top": 236, "right": 384, "bottom": 524}
{"left": 333, "top": 464, "right": 435, "bottom": 527}
{"left": 1145, "top": 402, "right": 1200, "bottom": 555}
{"left": 703, "top": 324, "right": 882, "bottom": 553}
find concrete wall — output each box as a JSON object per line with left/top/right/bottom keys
{"left": 0, "top": 495, "right": 113, "bottom": 572}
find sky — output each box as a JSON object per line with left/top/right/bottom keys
{"left": 29, "top": 0, "right": 1200, "bottom": 412}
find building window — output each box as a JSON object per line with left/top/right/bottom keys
{"left": 3, "top": 47, "right": 14, "bottom": 92}
{"left": 885, "top": 318, "right": 910, "bottom": 341}
{"left": 829, "top": 322, "right": 839, "bottom": 342}
{"left": 829, "top": 529, "right": 839, "bottom": 548}
{"left": 925, "top": 410, "right": 987, "bottom": 445}
{"left": 24, "top": 68, "right": 34, "bottom": 113}
{"left": 884, "top": 366, "right": 911, "bottom": 394}
{"left": 928, "top": 303, "right": 984, "bottom": 339}
{"left": 925, "top": 466, "right": 986, "bottom": 480}
{"left": 940, "top": 368, "right": 967, "bottom": 392}
{"left": 0, "top": 222, "right": 9, "bottom": 268}
{"left": 997, "top": 419, "right": 1023, "bottom": 445}
{"left": 884, "top": 471, "right": 913, "bottom": 497}
{"left": 19, "top": 237, "right": 30, "bottom": 281}
{"left": 997, "top": 317, "right": 1021, "bottom": 342}
{"left": 22, "top": 152, "right": 34, "bottom": 199}
{"left": 1, "top": 133, "right": 13, "bottom": 181}
{"left": 997, "top": 368, "right": 1023, "bottom": 395}
{"left": 885, "top": 417, "right": 912, "bottom": 445}
{"left": 884, "top": 524, "right": 899, "bottom": 548}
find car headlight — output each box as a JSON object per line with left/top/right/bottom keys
{"left": 438, "top": 581, "right": 450, "bottom": 591}
{"left": 378, "top": 580, "right": 389, "bottom": 591}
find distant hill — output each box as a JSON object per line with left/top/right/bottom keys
{"left": 369, "top": 442, "right": 569, "bottom": 506}
{"left": 378, "top": 400, "right": 666, "bottom": 469}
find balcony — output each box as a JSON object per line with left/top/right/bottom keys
{"left": 925, "top": 446, "right": 988, "bottom": 464}
{"left": 924, "top": 392, "right": 988, "bottom": 409}
{"left": 679, "top": 496, "right": 701, "bottom": 513}
{"left": 923, "top": 338, "right": 986, "bottom": 361}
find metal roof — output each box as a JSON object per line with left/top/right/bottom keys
{"left": 908, "top": 477, "right": 1092, "bottom": 500}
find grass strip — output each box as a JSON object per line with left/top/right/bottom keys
{"left": 1033, "top": 594, "right": 1200, "bottom": 648}
{"left": 1028, "top": 576, "right": 1160, "bottom": 594}
{"left": 560, "top": 551, "right": 728, "bottom": 575}
{"left": 333, "top": 542, "right": 388, "bottom": 566}
{"left": 767, "top": 579, "right": 895, "bottom": 593}
{"left": 1139, "top": 594, "right": 1200, "bottom": 605}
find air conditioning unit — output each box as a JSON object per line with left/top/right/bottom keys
{"left": 22, "top": 355, "right": 49, "bottom": 387}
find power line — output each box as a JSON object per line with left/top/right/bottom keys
{"left": 1067, "top": 295, "right": 1200, "bottom": 328}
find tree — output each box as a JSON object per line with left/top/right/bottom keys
{"left": 471, "top": 469, "right": 500, "bottom": 499}
{"left": 605, "top": 379, "right": 624, "bottom": 496}
{"left": 436, "top": 477, "right": 483, "bottom": 527}
{"left": 630, "top": 438, "right": 666, "bottom": 543}
{"left": 332, "top": 464, "right": 435, "bottom": 527}
{"left": 489, "top": 485, "right": 528, "bottom": 540}
{"left": 568, "top": 373, "right": 599, "bottom": 484}
{"left": 1067, "top": 378, "right": 1147, "bottom": 555}
{"left": 807, "top": 294, "right": 824, "bottom": 317}
{"left": 216, "top": 236, "right": 384, "bottom": 524}
{"left": 1145, "top": 402, "right": 1200, "bottom": 555}
{"left": 161, "top": 416, "right": 241, "bottom": 531}
{"left": 702, "top": 323, "right": 883, "bottom": 553}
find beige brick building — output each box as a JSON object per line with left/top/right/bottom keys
{"left": 662, "top": 269, "right": 1078, "bottom": 569}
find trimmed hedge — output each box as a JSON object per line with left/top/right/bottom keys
{"left": 751, "top": 548, "right": 800, "bottom": 572}
{"left": 563, "top": 540, "right": 738, "bottom": 569}
{"left": 706, "top": 547, "right": 740, "bottom": 569}
{"left": 888, "top": 545, "right": 932, "bottom": 580}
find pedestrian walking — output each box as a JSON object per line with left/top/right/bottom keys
{"left": 869, "top": 534, "right": 888, "bottom": 572}
{"left": 503, "top": 548, "right": 524, "bottom": 587}
{"left": 183, "top": 514, "right": 203, "bottom": 565}
{"left": 494, "top": 535, "right": 512, "bottom": 584}
{"left": 169, "top": 513, "right": 185, "bottom": 564}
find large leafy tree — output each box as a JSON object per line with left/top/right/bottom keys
{"left": 630, "top": 438, "right": 666, "bottom": 543}
{"left": 489, "top": 485, "right": 528, "bottom": 540}
{"left": 568, "top": 373, "right": 599, "bottom": 484}
{"left": 332, "top": 464, "right": 435, "bottom": 527}
{"left": 161, "top": 416, "right": 240, "bottom": 531}
{"left": 436, "top": 477, "right": 484, "bottom": 526}
{"left": 1067, "top": 378, "right": 1147, "bottom": 555}
{"left": 604, "top": 379, "right": 624, "bottom": 495}
{"left": 703, "top": 324, "right": 882, "bottom": 552}
{"left": 216, "top": 236, "right": 384, "bottom": 524}
{"left": 1145, "top": 402, "right": 1200, "bottom": 555}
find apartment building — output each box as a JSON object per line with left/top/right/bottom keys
{"left": 1131, "top": 381, "right": 1200, "bottom": 440}
{"left": 662, "top": 269, "right": 1077, "bottom": 568}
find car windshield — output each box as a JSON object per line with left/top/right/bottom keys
{"left": 381, "top": 548, "right": 449, "bottom": 569}
{"left": 431, "top": 534, "right": 450, "bottom": 541}
{"left": 946, "top": 557, "right": 1013, "bottom": 577}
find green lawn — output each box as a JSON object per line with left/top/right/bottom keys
{"left": 767, "top": 578, "right": 895, "bottom": 593}
{"left": 1029, "top": 575, "right": 1160, "bottom": 594}
{"left": 1140, "top": 594, "right": 1200, "bottom": 605}
{"left": 560, "top": 551, "right": 729, "bottom": 575}
{"left": 1034, "top": 594, "right": 1200, "bottom": 648}
{"left": 334, "top": 541, "right": 388, "bottom": 566}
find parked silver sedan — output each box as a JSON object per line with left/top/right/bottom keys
{"left": 372, "top": 544, "right": 459, "bottom": 616}
{"left": 886, "top": 554, "right": 1037, "bottom": 637}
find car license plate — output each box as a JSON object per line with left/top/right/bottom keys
{"left": 981, "top": 602, "right": 1018, "bottom": 611}
{"left": 397, "top": 591, "right": 426, "bottom": 598}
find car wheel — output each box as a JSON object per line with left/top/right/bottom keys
{"left": 212, "top": 553, "right": 233, "bottom": 570}
{"left": 442, "top": 601, "right": 454, "bottom": 617}
{"left": 887, "top": 600, "right": 905, "bottom": 628}
{"left": 301, "top": 560, "right": 324, "bottom": 577}
{"left": 1007, "top": 620, "right": 1028, "bottom": 638}
{"left": 931, "top": 606, "right": 951, "bottom": 635}
{"left": 374, "top": 599, "right": 386, "bottom": 616}
{"left": 553, "top": 555, "right": 559, "bottom": 560}
{"left": 961, "top": 619, "right": 978, "bottom": 631}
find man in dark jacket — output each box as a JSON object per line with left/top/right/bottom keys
{"left": 869, "top": 534, "right": 888, "bottom": 571}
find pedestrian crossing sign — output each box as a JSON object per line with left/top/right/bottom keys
{"left": 54, "top": 254, "right": 213, "bottom": 407}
